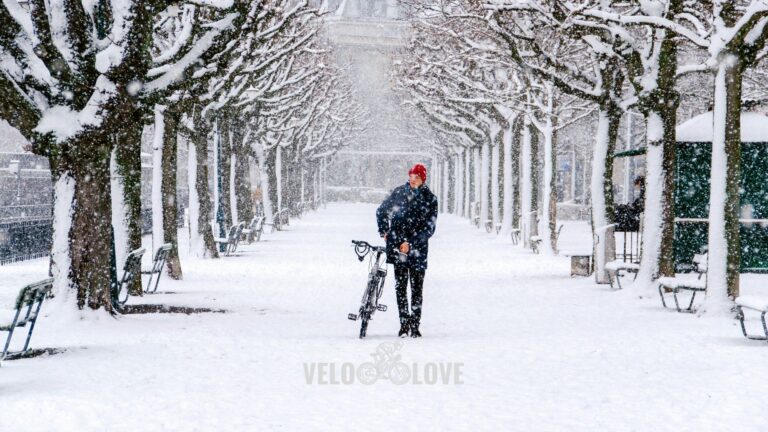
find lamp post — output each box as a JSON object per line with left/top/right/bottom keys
{"left": 214, "top": 126, "right": 226, "bottom": 252}
{"left": 624, "top": 111, "right": 643, "bottom": 204}
{"left": 9, "top": 160, "right": 20, "bottom": 203}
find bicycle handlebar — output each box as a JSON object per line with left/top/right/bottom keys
{"left": 351, "top": 240, "right": 387, "bottom": 262}
{"left": 351, "top": 240, "right": 385, "bottom": 251}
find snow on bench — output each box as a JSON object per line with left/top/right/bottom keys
{"left": 242, "top": 216, "right": 265, "bottom": 243}
{"left": 657, "top": 276, "right": 706, "bottom": 291}
{"left": 529, "top": 226, "right": 564, "bottom": 255}
{"left": 214, "top": 222, "right": 245, "bottom": 256}
{"left": 657, "top": 275, "right": 706, "bottom": 313}
{"left": 606, "top": 261, "right": 639, "bottom": 271}
{"left": 657, "top": 253, "right": 708, "bottom": 313}
{"left": 736, "top": 295, "right": 768, "bottom": 342}
{"left": 605, "top": 260, "right": 640, "bottom": 289}
{"left": 735, "top": 295, "right": 768, "bottom": 312}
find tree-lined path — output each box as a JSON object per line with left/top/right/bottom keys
{"left": 2, "top": 204, "right": 767, "bottom": 431}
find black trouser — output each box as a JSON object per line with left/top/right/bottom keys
{"left": 394, "top": 264, "right": 425, "bottom": 326}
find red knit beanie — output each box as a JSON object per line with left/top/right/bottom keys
{"left": 409, "top": 163, "right": 427, "bottom": 183}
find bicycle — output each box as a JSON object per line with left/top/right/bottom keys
{"left": 348, "top": 240, "right": 389, "bottom": 338}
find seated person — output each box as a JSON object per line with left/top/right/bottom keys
{"left": 615, "top": 176, "right": 645, "bottom": 232}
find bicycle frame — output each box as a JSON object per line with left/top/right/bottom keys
{"left": 349, "top": 240, "right": 390, "bottom": 338}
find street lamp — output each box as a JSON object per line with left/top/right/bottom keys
{"left": 8, "top": 160, "right": 21, "bottom": 203}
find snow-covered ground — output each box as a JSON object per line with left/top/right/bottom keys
{"left": 1, "top": 203, "right": 768, "bottom": 431}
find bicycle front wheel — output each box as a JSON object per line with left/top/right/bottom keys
{"left": 359, "top": 310, "right": 369, "bottom": 338}
{"left": 359, "top": 277, "right": 379, "bottom": 338}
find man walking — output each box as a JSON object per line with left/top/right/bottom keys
{"left": 376, "top": 164, "right": 438, "bottom": 338}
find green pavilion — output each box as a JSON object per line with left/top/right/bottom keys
{"left": 616, "top": 110, "right": 768, "bottom": 272}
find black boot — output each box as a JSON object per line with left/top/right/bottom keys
{"left": 410, "top": 320, "right": 421, "bottom": 338}
{"left": 398, "top": 317, "right": 410, "bottom": 338}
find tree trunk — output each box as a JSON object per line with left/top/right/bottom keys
{"left": 114, "top": 116, "right": 144, "bottom": 295}
{"left": 464, "top": 148, "right": 471, "bottom": 219}
{"left": 192, "top": 111, "right": 219, "bottom": 258}
{"left": 547, "top": 123, "right": 558, "bottom": 254}
{"left": 275, "top": 146, "right": 283, "bottom": 214}
{"left": 187, "top": 136, "right": 201, "bottom": 255}
{"left": 162, "top": 109, "right": 183, "bottom": 279}
{"left": 217, "top": 118, "right": 233, "bottom": 230}
{"left": 707, "top": 56, "right": 742, "bottom": 307}
{"left": 233, "top": 129, "right": 254, "bottom": 225}
{"left": 151, "top": 105, "right": 166, "bottom": 254}
{"left": 539, "top": 108, "right": 558, "bottom": 255}
{"left": 511, "top": 118, "right": 522, "bottom": 230}
{"left": 592, "top": 107, "right": 620, "bottom": 284}
{"left": 260, "top": 146, "right": 277, "bottom": 222}
{"left": 521, "top": 118, "right": 533, "bottom": 247}
{"left": 311, "top": 163, "right": 318, "bottom": 205}
{"left": 230, "top": 152, "right": 238, "bottom": 225}
{"left": 530, "top": 123, "right": 539, "bottom": 229}
{"left": 67, "top": 136, "right": 115, "bottom": 310}
{"left": 284, "top": 148, "right": 301, "bottom": 213}
{"left": 473, "top": 146, "right": 482, "bottom": 224}
{"left": 457, "top": 153, "right": 462, "bottom": 216}
{"left": 491, "top": 136, "right": 501, "bottom": 233}
{"left": 631, "top": 14, "right": 680, "bottom": 290}
{"left": 453, "top": 152, "right": 461, "bottom": 216}
{"left": 478, "top": 141, "right": 488, "bottom": 230}
{"left": 637, "top": 107, "right": 677, "bottom": 288}
{"left": 443, "top": 158, "right": 450, "bottom": 214}
{"left": 501, "top": 118, "right": 515, "bottom": 235}
{"left": 435, "top": 158, "right": 441, "bottom": 211}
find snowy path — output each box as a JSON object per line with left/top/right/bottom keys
{"left": 2, "top": 203, "right": 768, "bottom": 431}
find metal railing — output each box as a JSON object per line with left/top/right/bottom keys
{"left": 0, "top": 204, "right": 53, "bottom": 222}
{"left": 0, "top": 218, "right": 53, "bottom": 265}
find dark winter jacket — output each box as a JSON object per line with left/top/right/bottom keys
{"left": 376, "top": 183, "right": 438, "bottom": 271}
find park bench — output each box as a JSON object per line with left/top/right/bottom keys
{"left": 484, "top": 220, "right": 503, "bottom": 234}
{"left": 266, "top": 209, "right": 290, "bottom": 233}
{"left": 470, "top": 202, "right": 481, "bottom": 228}
{"left": 1, "top": 278, "right": 54, "bottom": 363}
{"left": 658, "top": 253, "right": 708, "bottom": 313}
{"left": 242, "top": 216, "right": 265, "bottom": 243}
{"left": 279, "top": 209, "right": 290, "bottom": 228}
{"left": 113, "top": 248, "right": 146, "bottom": 308}
{"left": 214, "top": 222, "right": 245, "bottom": 256}
{"left": 510, "top": 228, "right": 521, "bottom": 245}
{"left": 288, "top": 201, "right": 302, "bottom": 219}
{"left": 606, "top": 229, "right": 643, "bottom": 290}
{"left": 735, "top": 296, "right": 768, "bottom": 342}
{"left": 530, "top": 224, "right": 563, "bottom": 254}
{"left": 530, "top": 235, "right": 542, "bottom": 254}
{"left": 605, "top": 260, "right": 640, "bottom": 289}
{"left": 143, "top": 243, "right": 172, "bottom": 294}
{"left": 293, "top": 201, "right": 313, "bottom": 218}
